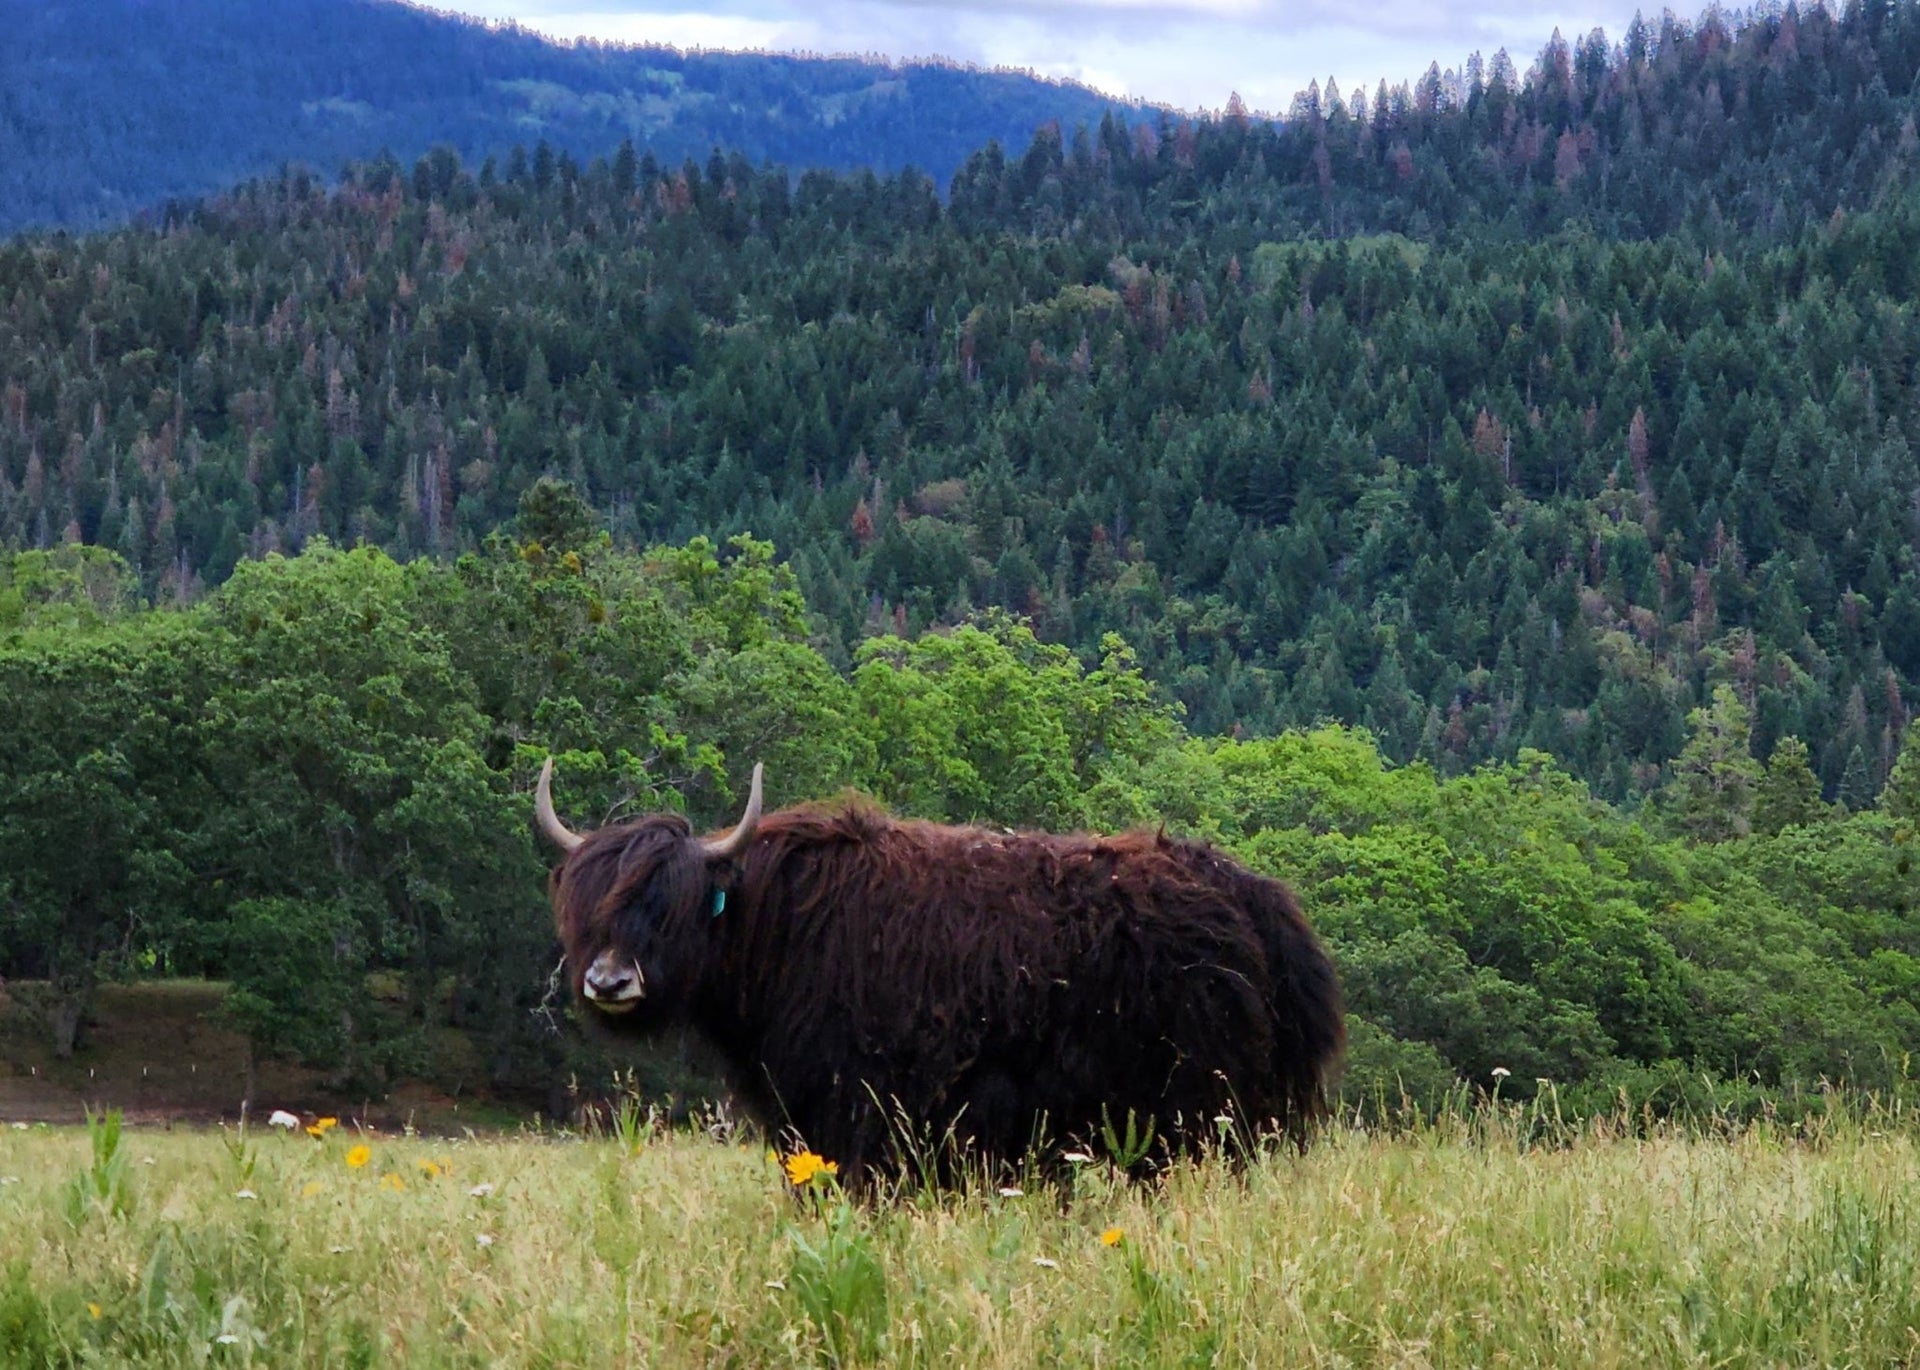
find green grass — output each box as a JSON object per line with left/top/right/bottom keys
{"left": 2, "top": 1104, "right": 1918, "bottom": 1367}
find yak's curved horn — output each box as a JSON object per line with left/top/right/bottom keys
{"left": 700, "top": 763, "right": 764, "bottom": 861}
{"left": 534, "top": 757, "right": 585, "bottom": 854}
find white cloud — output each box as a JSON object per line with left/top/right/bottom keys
{"left": 450, "top": 1, "right": 1644, "bottom": 112}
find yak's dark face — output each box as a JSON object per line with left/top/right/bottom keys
{"left": 536, "top": 759, "right": 762, "bottom": 1031}
{"left": 553, "top": 816, "right": 713, "bottom": 1027}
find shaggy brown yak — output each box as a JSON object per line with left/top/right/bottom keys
{"left": 537, "top": 760, "right": 1343, "bottom": 1183}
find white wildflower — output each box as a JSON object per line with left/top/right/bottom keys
{"left": 1490, "top": 1067, "right": 1511, "bottom": 1080}
{"left": 467, "top": 1182, "right": 495, "bottom": 1198}
{"left": 233, "top": 1190, "right": 257, "bottom": 1200}
{"left": 1061, "top": 1150, "right": 1094, "bottom": 1164}
{"left": 475, "top": 1233, "right": 495, "bottom": 1248}
{"left": 266, "top": 1110, "right": 300, "bottom": 1130}
{"left": 1031, "top": 1258, "right": 1059, "bottom": 1269}
{"left": 998, "top": 1186, "right": 1024, "bottom": 1198}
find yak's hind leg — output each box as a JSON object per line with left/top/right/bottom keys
{"left": 937, "top": 1059, "right": 1058, "bottom": 1184}
{"left": 1236, "top": 866, "right": 1345, "bottom": 1136}
{"left": 1160, "top": 839, "right": 1346, "bottom": 1141}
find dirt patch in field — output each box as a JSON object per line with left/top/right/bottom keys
{"left": 0, "top": 980, "right": 530, "bottom": 1133}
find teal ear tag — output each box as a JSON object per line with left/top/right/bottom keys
{"left": 711, "top": 888, "right": 728, "bottom": 918}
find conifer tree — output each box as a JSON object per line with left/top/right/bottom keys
{"left": 1753, "top": 735, "right": 1825, "bottom": 834}
{"left": 1839, "top": 742, "right": 1875, "bottom": 813}
{"left": 1667, "top": 684, "right": 1762, "bottom": 841}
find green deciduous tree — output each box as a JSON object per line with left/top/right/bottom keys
{"left": 196, "top": 543, "right": 545, "bottom": 1087}
{"left": 220, "top": 898, "right": 366, "bottom": 1077}
{"left": 0, "top": 616, "right": 210, "bottom": 1055}
{"left": 1884, "top": 723, "right": 1920, "bottom": 822}
{"left": 851, "top": 614, "right": 1177, "bottom": 830}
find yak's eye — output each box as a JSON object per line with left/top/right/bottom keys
{"left": 613, "top": 900, "right": 660, "bottom": 944}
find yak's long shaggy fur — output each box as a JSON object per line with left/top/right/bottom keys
{"left": 549, "top": 797, "right": 1344, "bottom": 1182}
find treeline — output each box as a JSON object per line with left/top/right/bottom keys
{"left": 955, "top": 0, "right": 1920, "bottom": 244}
{"left": 0, "top": 0, "right": 1133, "bottom": 235}
{"left": 2, "top": 506, "right": 1917, "bottom": 1120}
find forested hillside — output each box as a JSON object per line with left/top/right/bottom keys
{"left": 4, "top": 2, "right": 1920, "bottom": 803}
{"left": 0, "top": 0, "right": 1133, "bottom": 234}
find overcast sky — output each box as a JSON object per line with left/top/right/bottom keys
{"left": 449, "top": 0, "right": 1647, "bottom": 115}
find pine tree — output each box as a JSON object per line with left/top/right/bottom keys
{"left": 1667, "top": 684, "right": 1762, "bottom": 841}
{"left": 1753, "top": 735, "right": 1825, "bottom": 834}
{"left": 514, "top": 477, "right": 599, "bottom": 557}
{"left": 1839, "top": 742, "right": 1874, "bottom": 813}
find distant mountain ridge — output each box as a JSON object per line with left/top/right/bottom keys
{"left": 0, "top": 0, "right": 1146, "bottom": 234}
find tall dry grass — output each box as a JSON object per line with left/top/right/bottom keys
{"left": 1, "top": 1097, "right": 1917, "bottom": 1367}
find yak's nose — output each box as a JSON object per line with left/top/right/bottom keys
{"left": 583, "top": 951, "right": 644, "bottom": 1010}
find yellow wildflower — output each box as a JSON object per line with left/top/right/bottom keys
{"left": 783, "top": 1151, "right": 839, "bottom": 1187}
{"left": 1101, "top": 1227, "right": 1124, "bottom": 1247}
{"left": 306, "top": 1117, "right": 339, "bottom": 1138}
{"left": 345, "top": 1144, "right": 371, "bottom": 1170}
{"left": 87, "top": 1303, "right": 102, "bottom": 1320}
{"left": 380, "top": 1172, "right": 406, "bottom": 1192}
{"left": 417, "top": 1159, "right": 442, "bottom": 1179}
{"left": 301, "top": 1181, "right": 324, "bottom": 1198}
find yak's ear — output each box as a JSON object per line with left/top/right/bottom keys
{"left": 700, "top": 763, "right": 764, "bottom": 862}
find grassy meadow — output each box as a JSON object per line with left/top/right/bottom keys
{"left": 2, "top": 1103, "right": 1918, "bottom": 1368}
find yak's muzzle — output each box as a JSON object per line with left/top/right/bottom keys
{"left": 583, "top": 950, "right": 645, "bottom": 1013}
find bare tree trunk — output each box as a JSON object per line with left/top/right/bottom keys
{"left": 47, "top": 969, "right": 93, "bottom": 1059}
{"left": 49, "top": 993, "right": 84, "bottom": 1059}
